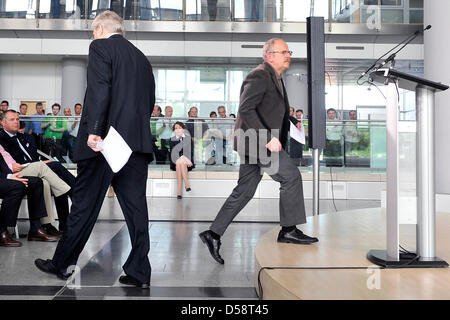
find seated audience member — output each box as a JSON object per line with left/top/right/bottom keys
{"left": 0, "top": 143, "right": 70, "bottom": 236}
{"left": 60, "top": 107, "right": 73, "bottom": 161}
{"left": 169, "top": 122, "right": 194, "bottom": 199}
{"left": 30, "top": 102, "right": 46, "bottom": 151}
{"left": 68, "top": 103, "right": 82, "bottom": 161}
{"left": 0, "top": 158, "right": 59, "bottom": 245}
{"left": 185, "top": 106, "right": 209, "bottom": 164}
{"left": 289, "top": 109, "right": 303, "bottom": 166}
{"left": 1, "top": 100, "right": 8, "bottom": 113}
{"left": 150, "top": 105, "right": 165, "bottom": 163}
{"left": 325, "top": 108, "right": 343, "bottom": 167}
{"left": 19, "top": 103, "right": 33, "bottom": 135}
{"left": 154, "top": 105, "right": 174, "bottom": 164}
{"left": 0, "top": 110, "right": 75, "bottom": 233}
{"left": 215, "top": 106, "right": 234, "bottom": 165}
{"left": 41, "top": 103, "right": 66, "bottom": 161}
{"left": 206, "top": 111, "right": 218, "bottom": 164}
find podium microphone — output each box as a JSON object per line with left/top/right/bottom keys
{"left": 379, "top": 24, "right": 431, "bottom": 68}
{"left": 357, "top": 25, "right": 431, "bottom": 84}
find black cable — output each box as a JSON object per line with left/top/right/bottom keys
{"left": 257, "top": 265, "right": 383, "bottom": 300}
{"left": 360, "top": 80, "right": 386, "bottom": 99}
{"left": 390, "top": 255, "right": 421, "bottom": 268}
{"left": 257, "top": 249, "right": 424, "bottom": 299}
{"left": 399, "top": 244, "right": 413, "bottom": 255}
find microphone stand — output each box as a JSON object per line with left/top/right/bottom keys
{"left": 377, "top": 25, "right": 431, "bottom": 70}
{"left": 357, "top": 25, "right": 431, "bottom": 85}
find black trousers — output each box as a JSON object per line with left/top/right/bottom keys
{"left": 0, "top": 177, "right": 47, "bottom": 227}
{"left": 51, "top": 153, "right": 151, "bottom": 284}
{"left": 210, "top": 149, "right": 307, "bottom": 236}
{"left": 46, "top": 161, "right": 76, "bottom": 230}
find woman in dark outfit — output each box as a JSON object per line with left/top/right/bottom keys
{"left": 169, "top": 122, "right": 195, "bottom": 199}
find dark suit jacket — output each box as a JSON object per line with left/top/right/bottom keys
{"left": 0, "top": 129, "right": 38, "bottom": 164}
{"left": 185, "top": 119, "right": 209, "bottom": 139}
{"left": 233, "top": 61, "right": 290, "bottom": 160}
{"left": 75, "top": 34, "right": 155, "bottom": 162}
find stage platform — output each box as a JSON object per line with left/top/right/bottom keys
{"left": 255, "top": 208, "right": 450, "bottom": 299}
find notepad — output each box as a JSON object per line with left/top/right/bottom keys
{"left": 99, "top": 126, "right": 132, "bottom": 173}
{"left": 290, "top": 120, "right": 305, "bottom": 144}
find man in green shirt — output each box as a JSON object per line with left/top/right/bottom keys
{"left": 42, "top": 103, "right": 67, "bottom": 161}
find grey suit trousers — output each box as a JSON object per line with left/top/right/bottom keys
{"left": 210, "top": 149, "right": 307, "bottom": 236}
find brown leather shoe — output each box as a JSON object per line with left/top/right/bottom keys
{"left": 28, "top": 228, "right": 59, "bottom": 242}
{"left": 0, "top": 231, "right": 22, "bottom": 247}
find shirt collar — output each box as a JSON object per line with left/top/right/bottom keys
{"left": 263, "top": 61, "right": 282, "bottom": 79}
{"left": 4, "top": 129, "right": 15, "bottom": 138}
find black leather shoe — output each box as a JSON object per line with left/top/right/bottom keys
{"left": 28, "top": 228, "right": 59, "bottom": 242}
{"left": 199, "top": 230, "right": 224, "bottom": 264}
{"left": 119, "top": 275, "right": 150, "bottom": 289}
{"left": 277, "top": 228, "right": 319, "bottom": 245}
{"left": 42, "top": 224, "right": 63, "bottom": 237}
{"left": 177, "top": 195, "right": 182, "bottom": 199}
{"left": 34, "top": 258, "right": 73, "bottom": 280}
{"left": 186, "top": 188, "right": 191, "bottom": 192}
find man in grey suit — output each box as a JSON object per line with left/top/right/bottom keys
{"left": 199, "top": 38, "right": 318, "bottom": 264}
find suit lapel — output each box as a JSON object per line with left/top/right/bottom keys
{"left": 263, "top": 62, "right": 284, "bottom": 98}
{"left": 280, "top": 78, "right": 290, "bottom": 113}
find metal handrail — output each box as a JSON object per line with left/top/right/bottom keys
{"left": 18, "top": 115, "right": 389, "bottom": 124}
{"left": 14, "top": 0, "right": 422, "bottom": 25}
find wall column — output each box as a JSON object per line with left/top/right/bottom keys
{"left": 61, "top": 58, "right": 87, "bottom": 112}
{"left": 424, "top": 0, "right": 450, "bottom": 195}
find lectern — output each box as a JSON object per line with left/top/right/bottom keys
{"left": 367, "top": 68, "right": 449, "bottom": 268}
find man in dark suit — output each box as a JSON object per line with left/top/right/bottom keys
{"left": 34, "top": 10, "right": 155, "bottom": 288}
{"left": 199, "top": 38, "right": 318, "bottom": 264}
{"left": 0, "top": 155, "right": 56, "bottom": 246}
{"left": 0, "top": 110, "right": 74, "bottom": 235}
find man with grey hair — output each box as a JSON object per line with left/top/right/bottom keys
{"left": 35, "top": 10, "right": 155, "bottom": 289}
{"left": 199, "top": 38, "right": 318, "bottom": 265}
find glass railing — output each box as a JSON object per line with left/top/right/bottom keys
{"left": 0, "top": 0, "right": 423, "bottom": 24}
{"left": 321, "top": 119, "right": 386, "bottom": 169}
{"left": 16, "top": 115, "right": 388, "bottom": 170}
{"left": 148, "top": 117, "right": 388, "bottom": 169}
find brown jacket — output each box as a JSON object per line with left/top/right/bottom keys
{"left": 233, "top": 61, "right": 290, "bottom": 161}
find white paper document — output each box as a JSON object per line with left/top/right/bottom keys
{"left": 290, "top": 120, "right": 305, "bottom": 144}
{"left": 99, "top": 126, "right": 132, "bottom": 173}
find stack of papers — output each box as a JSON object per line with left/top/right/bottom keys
{"left": 98, "top": 126, "right": 132, "bottom": 173}
{"left": 290, "top": 120, "right": 305, "bottom": 144}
